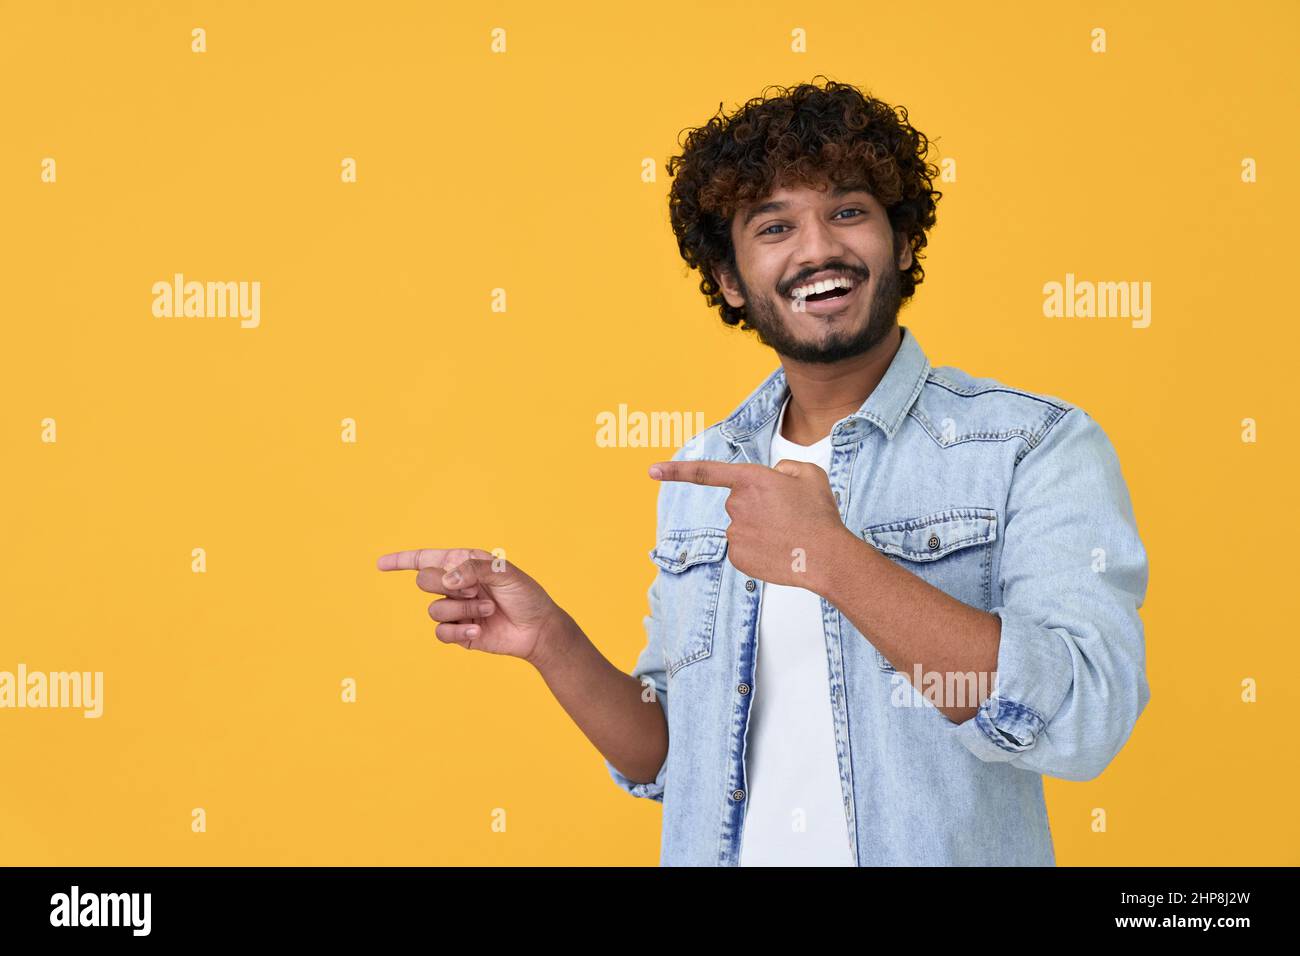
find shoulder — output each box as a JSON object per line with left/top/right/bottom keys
{"left": 910, "top": 363, "right": 1088, "bottom": 459}
{"left": 646, "top": 422, "right": 737, "bottom": 535}
{"left": 671, "top": 422, "right": 731, "bottom": 462}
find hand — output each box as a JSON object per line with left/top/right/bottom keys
{"left": 648, "top": 459, "right": 852, "bottom": 592}
{"left": 376, "top": 547, "right": 567, "bottom": 667}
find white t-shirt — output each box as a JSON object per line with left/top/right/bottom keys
{"left": 738, "top": 394, "right": 856, "bottom": 866}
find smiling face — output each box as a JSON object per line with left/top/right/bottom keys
{"left": 714, "top": 179, "right": 914, "bottom": 364}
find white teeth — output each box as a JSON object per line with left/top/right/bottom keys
{"left": 791, "top": 275, "right": 856, "bottom": 299}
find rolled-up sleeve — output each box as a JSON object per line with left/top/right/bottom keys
{"left": 604, "top": 569, "right": 671, "bottom": 801}
{"left": 946, "top": 407, "right": 1151, "bottom": 781}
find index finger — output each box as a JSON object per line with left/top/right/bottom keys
{"left": 376, "top": 547, "right": 494, "bottom": 572}
{"left": 376, "top": 549, "right": 450, "bottom": 571}
{"left": 647, "top": 460, "right": 764, "bottom": 488}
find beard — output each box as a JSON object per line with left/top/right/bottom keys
{"left": 736, "top": 261, "right": 903, "bottom": 364}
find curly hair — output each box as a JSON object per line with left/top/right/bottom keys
{"left": 666, "top": 77, "right": 942, "bottom": 331}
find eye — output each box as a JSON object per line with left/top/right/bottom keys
{"left": 759, "top": 208, "right": 864, "bottom": 236}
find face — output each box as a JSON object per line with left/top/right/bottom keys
{"left": 716, "top": 181, "right": 913, "bottom": 364}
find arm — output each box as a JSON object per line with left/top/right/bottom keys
{"left": 531, "top": 601, "right": 669, "bottom": 796}
{"left": 820, "top": 407, "right": 1151, "bottom": 781}
{"left": 375, "top": 545, "right": 669, "bottom": 798}
{"left": 820, "top": 532, "right": 1002, "bottom": 725}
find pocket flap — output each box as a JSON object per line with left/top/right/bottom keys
{"left": 862, "top": 508, "right": 997, "bottom": 561}
{"left": 649, "top": 528, "right": 729, "bottom": 572}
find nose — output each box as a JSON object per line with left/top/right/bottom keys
{"left": 794, "top": 212, "right": 848, "bottom": 274}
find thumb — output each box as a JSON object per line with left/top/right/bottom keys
{"left": 771, "top": 458, "right": 806, "bottom": 478}
{"left": 443, "top": 554, "right": 520, "bottom": 592}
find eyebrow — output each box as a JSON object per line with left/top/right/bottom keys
{"left": 741, "top": 184, "right": 872, "bottom": 228}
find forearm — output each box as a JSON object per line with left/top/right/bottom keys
{"left": 818, "top": 527, "right": 1002, "bottom": 724}
{"left": 530, "top": 606, "right": 668, "bottom": 786}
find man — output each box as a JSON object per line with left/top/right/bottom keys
{"left": 377, "top": 78, "right": 1150, "bottom": 866}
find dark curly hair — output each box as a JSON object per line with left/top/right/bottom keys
{"left": 666, "top": 77, "right": 942, "bottom": 331}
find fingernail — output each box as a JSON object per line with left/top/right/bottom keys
{"left": 478, "top": 602, "right": 493, "bottom": 615}
{"left": 466, "top": 626, "right": 480, "bottom": 638}
{"left": 648, "top": 464, "right": 663, "bottom": 479}
{"left": 444, "top": 570, "right": 462, "bottom": 586}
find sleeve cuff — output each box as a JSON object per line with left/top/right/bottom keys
{"left": 604, "top": 754, "right": 667, "bottom": 801}
{"left": 946, "top": 607, "right": 1074, "bottom": 763}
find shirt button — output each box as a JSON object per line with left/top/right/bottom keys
{"left": 927, "top": 534, "right": 941, "bottom": 551}
{"left": 732, "top": 789, "right": 745, "bottom": 801}
{"left": 678, "top": 548, "right": 688, "bottom": 562}
{"left": 745, "top": 579, "right": 756, "bottom": 592}
{"left": 833, "top": 491, "right": 841, "bottom": 505}
{"left": 737, "top": 683, "right": 750, "bottom": 695}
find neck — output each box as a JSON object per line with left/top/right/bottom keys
{"left": 778, "top": 325, "right": 903, "bottom": 445}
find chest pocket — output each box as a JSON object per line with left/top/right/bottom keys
{"left": 860, "top": 508, "right": 998, "bottom": 671}
{"left": 649, "top": 528, "right": 729, "bottom": 678}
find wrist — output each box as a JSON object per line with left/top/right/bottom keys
{"left": 527, "top": 603, "right": 581, "bottom": 674}
{"left": 816, "top": 525, "right": 869, "bottom": 603}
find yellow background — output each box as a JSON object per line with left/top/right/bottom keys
{"left": 1, "top": 0, "right": 1296, "bottom": 865}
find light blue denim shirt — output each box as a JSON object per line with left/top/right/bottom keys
{"left": 605, "top": 324, "right": 1151, "bottom": 866}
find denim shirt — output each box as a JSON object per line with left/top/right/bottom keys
{"left": 604, "top": 324, "right": 1151, "bottom": 866}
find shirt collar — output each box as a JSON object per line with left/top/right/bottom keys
{"left": 718, "top": 324, "right": 931, "bottom": 453}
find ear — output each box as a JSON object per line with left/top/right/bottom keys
{"left": 713, "top": 264, "right": 746, "bottom": 309}
{"left": 895, "top": 231, "right": 913, "bottom": 272}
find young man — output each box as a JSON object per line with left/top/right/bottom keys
{"left": 377, "top": 79, "right": 1150, "bottom": 866}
